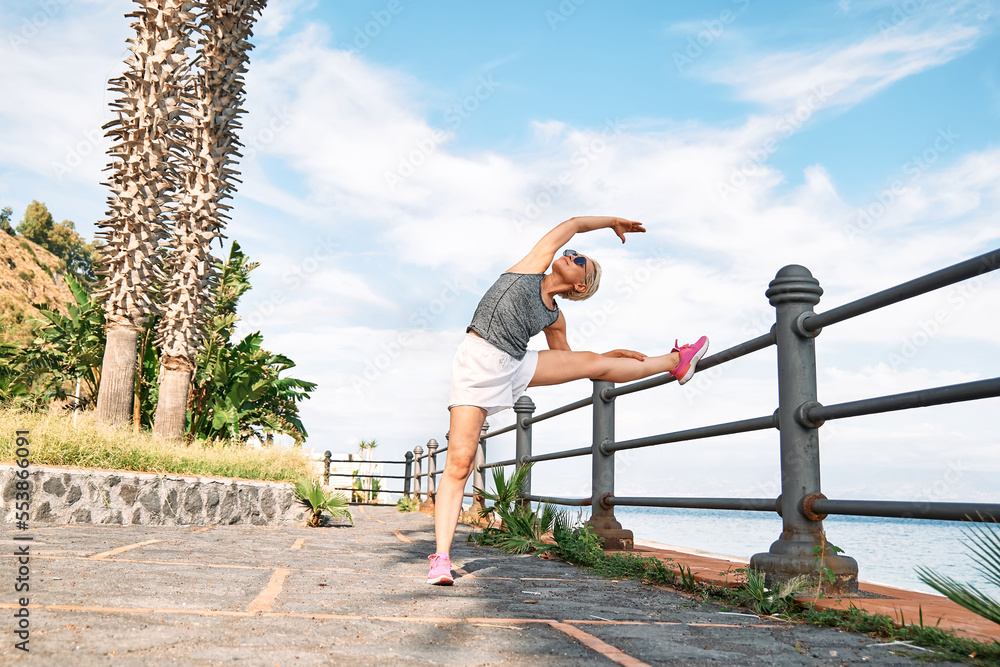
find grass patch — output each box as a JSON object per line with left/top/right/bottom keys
{"left": 793, "top": 604, "right": 1000, "bottom": 663}
{"left": 0, "top": 407, "right": 311, "bottom": 483}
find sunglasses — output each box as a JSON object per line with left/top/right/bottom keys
{"left": 562, "top": 249, "right": 588, "bottom": 268}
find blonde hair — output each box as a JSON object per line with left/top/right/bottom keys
{"left": 560, "top": 256, "right": 602, "bottom": 301}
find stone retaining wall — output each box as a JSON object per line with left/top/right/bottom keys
{"left": 0, "top": 465, "right": 310, "bottom": 527}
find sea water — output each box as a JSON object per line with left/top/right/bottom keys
{"left": 613, "top": 506, "right": 996, "bottom": 596}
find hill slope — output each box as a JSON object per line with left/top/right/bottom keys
{"left": 0, "top": 233, "right": 75, "bottom": 347}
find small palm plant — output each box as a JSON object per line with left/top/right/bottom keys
{"left": 916, "top": 517, "right": 1000, "bottom": 626}
{"left": 396, "top": 495, "right": 419, "bottom": 512}
{"left": 472, "top": 464, "right": 563, "bottom": 554}
{"left": 294, "top": 478, "right": 353, "bottom": 528}
{"left": 741, "top": 569, "right": 810, "bottom": 617}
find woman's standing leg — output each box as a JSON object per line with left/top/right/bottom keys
{"left": 434, "top": 405, "right": 487, "bottom": 556}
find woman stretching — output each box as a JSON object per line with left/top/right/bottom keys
{"left": 428, "top": 215, "right": 708, "bottom": 585}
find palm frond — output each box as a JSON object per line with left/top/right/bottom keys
{"left": 964, "top": 517, "right": 1000, "bottom": 589}
{"left": 916, "top": 566, "right": 1000, "bottom": 626}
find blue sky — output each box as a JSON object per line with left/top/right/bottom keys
{"left": 2, "top": 0, "right": 999, "bottom": 510}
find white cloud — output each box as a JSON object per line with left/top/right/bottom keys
{"left": 708, "top": 19, "right": 981, "bottom": 111}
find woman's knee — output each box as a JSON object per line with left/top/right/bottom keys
{"left": 579, "top": 351, "right": 612, "bottom": 378}
{"left": 444, "top": 454, "right": 475, "bottom": 480}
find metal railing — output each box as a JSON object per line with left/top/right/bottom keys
{"left": 322, "top": 451, "right": 415, "bottom": 503}
{"left": 408, "top": 248, "right": 1000, "bottom": 593}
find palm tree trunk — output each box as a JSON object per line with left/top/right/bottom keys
{"left": 95, "top": 0, "right": 194, "bottom": 427}
{"left": 153, "top": 356, "right": 193, "bottom": 439}
{"left": 95, "top": 326, "right": 138, "bottom": 426}
{"left": 151, "top": 0, "right": 264, "bottom": 440}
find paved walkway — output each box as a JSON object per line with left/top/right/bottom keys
{"left": 0, "top": 505, "right": 977, "bottom": 665}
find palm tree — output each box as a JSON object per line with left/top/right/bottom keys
{"left": 152, "top": 0, "right": 266, "bottom": 438}
{"left": 94, "top": 0, "right": 195, "bottom": 426}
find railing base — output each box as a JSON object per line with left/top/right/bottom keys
{"left": 418, "top": 497, "right": 435, "bottom": 515}
{"left": 586, "top": 513, "right": 634, "bottom": 551}
{"left": 459, "top": 507, "right": 483, "bottom": 525}
{"left": 593, "top": 528, "right": 635, "bottom": 551}
{"left": 749, "top": 550, "right": 859, "bottom": 596}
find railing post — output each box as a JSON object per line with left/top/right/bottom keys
{"left": 420, "top": 439, "right": 438, "bottom": 511}
{"left": 470, "top": 420, "right": 489, "bottom": 513}
{"left": 348, "top": 453, "right": 356, "bottom": 502}
{"left": 413, "top": 445, "right": 423, "bottom": 503}
{"left": 514, "top": 396, "right": 535, "bottom": 505}
{"left": 323, "top": 450, "right": 331, "bottom": 486}
{"left": 403, "top": 451, "right": 413, "bottom": 498}
{"left": 584, "top": 380, "right": 633, "bottom": 551}
{"left": 750, "top": 265, "right": 858, "bottom": 594}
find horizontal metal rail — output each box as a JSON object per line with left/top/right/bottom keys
{"left": 482, "top": 423, "right": 516, "bottom": 440}
{"left": 605, "top": 413, "right": 778, "bottom": 454}
{"left": 330, "top": 473, "right": 409, "bottom": 480}
{"left": 806, "top": 377, "right": 1000, "bottom": 424}
{"left": 522, "top": 494, "right": 591, "bottom": 506}
{"left": 481, "top": 458, "right": 517, "bottom": 470}
{"left": 523, "top": 446, "right": 592, "bottom": 464}
{"left": 812, "top": 499, "right": 1000, "bottom": 523}
{"left": 332, "top": 487, "right": 407, "bottom": 495}
{"left": 413, "top": 446, "right": 448, "bottom": 462}
{"left": 526, "top": 396, "right": 592, "bottom": 425}
{"left": 348, "top": 459, "right": 407, "bottom": 465}
{"left": 804, "top": 247, "right": 1000, "bottom": 332}
{"left": 607, "top": 496, "right": 779, "bottom": 512}
{"left": 608, "top": 331, "right": 776, "bottom": 399}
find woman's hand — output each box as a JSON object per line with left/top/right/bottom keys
{"left": 609, "top": 217, "right": 646, "bottom": 243}
{"left": 602, "top": 349, "right": 647, "bottom": 361}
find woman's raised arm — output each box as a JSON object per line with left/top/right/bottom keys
{"left": 506, "top": 216, "right": 645, "bottom": 274}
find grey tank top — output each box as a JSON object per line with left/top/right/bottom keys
{"left": 467, "top": 273, "right": 559, "bottom": 360}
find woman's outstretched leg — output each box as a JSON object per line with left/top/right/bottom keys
{"left": 429, "top": 405, "right": 486, "bottom": 584}
{"left": 529, "top": 337, "right": 708, "bottom": 387}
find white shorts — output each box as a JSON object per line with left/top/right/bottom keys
{"left": 448, "top": 333, "right": 538, "bottom": 416}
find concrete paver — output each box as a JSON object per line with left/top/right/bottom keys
{"left": 1, "top": 505, "right": 969, "bottom": 665}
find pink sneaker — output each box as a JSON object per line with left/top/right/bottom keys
{"left": 427, "top": 552, "right": 454, "bottom": 585}
{"left": 671, "top": 336, "right": 709, "bottom": 385}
